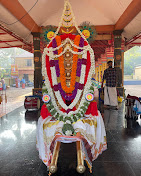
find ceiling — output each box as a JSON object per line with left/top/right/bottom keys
{"left": 0, "top": 0, "right": 141, "bottom": 57}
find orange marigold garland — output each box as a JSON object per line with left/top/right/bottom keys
{"left": 56, "top": 35, "right": 81, "bottom": 93}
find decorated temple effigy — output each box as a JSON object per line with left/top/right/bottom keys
{"left": 36, "top": 0, "right": 107, "bottom": 175}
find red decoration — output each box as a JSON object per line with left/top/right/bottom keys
{"left": 85, "top": 101, "right": 98, "bottom": 116}
{"left": 46, "top": 55, "right": 53, "bottom": 87}
{"left": 60, "top": 34, "right": 76, "bottom": 41}
{"left": 41, "top": 104, "right": 51, "bottom": 119}
{"left": 84, "top": 51, "right": 91, "bottom": 85}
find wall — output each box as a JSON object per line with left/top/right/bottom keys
{"left": 4, "top": 78, "right": 14, "bottom": 86}
{"left": 15, "top": 57, "right": 34, "bottom": 82}
{"left": 124, "top": 75, "right": 133, "bottom": 80}
{"left": 133, "top": 67, "right": 141, "bottom": 80}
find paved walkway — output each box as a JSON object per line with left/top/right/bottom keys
{"left": 0, "top": 87, "right": 32, "bottom": 117}
{"left": 124, "top": 85, "right": 141, "bottom": 97}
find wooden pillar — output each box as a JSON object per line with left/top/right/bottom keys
{"left": 98, "top": 58, "right": 102, "bottom": 83}
{"left": 32, "top": 32, "right": 42, "bottom": 95}
{"left": 101, "top": 54, "right": 107, "bottom": 75}
{"left": 95, "top": 62, "right": 99, "bottom": 82}
{"left": 106, "top": 47, "right": 114, "bottom": 63}
{"left": 113, "top": 30, "right": 124, "bottom": 96}
{"left": 121, "top": 40, "right": 125, "bottom": 86}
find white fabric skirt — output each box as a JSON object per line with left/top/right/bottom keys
{"left": 104, "top": 86, "right": 118, "bottom": 106}
{"left": 36, "top": 111, "right": 107, "bottom": 169}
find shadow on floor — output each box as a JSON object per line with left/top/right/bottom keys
{"left": 0, "top": 103, "right": 141, "bottom": 176}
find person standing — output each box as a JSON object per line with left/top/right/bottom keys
{"left": 0, "top": 81, "right": 2, "bottom": 91}
{"left": 15, "top": 78, "right": 18, "bottom": 88}
{"left": 21, "top": 77, "right": 25, "bottom": 89}
{"left": 101, "top": 60, "right": 118, "bottom": 109}
{"left": 1, "top": 77, "right": 6, "bottom": 90}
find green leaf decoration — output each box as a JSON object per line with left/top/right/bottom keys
{"left": 90, "top": 86, "right": 94, "bottom": 91}
{"left": 62, "top": 124, "right": 74, "bottom": 135}
{"left": 73, "top": 115, "right": 77, "bottom": 122}
{"left": 84, "top": 102, "right": 89, "bottom": 106}
{"left": 59, "top": 116, "right": 63, "bottom": 121}
{"left": 77, "top": 113, "right": 81, "bottom": 118}
{"left": 64, "top": 116, "right": 73, "bottom": 123}
{"left": 79, "top": 22, "right": 97, "bottom": 43}
{"left": 55, "top": 113, "right": 60, "bottom": 118}
{"left": 51, "top": 109, "right": 56, "bottom": 116}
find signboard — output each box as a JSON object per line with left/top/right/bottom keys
{"left": 11, "top": 64, "right": 18, "bottom": 76}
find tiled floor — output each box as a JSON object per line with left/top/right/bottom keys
{"left": 0, "top": 102, "right": 141, "bottom": 176}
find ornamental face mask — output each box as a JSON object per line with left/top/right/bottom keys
{"left": 42, "top": 0, "right": 95, "bottom": 123}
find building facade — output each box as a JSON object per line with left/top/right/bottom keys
{"left": 133, "top": 66, "right": 141, "bottom": 80}
{"left": 15, "top": 51, "right": 34, "bottom": 83}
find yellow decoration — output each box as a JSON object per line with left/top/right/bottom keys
{"left": 95, "top": 67, "right": 99, "bottom": 82}
{"left": 64, "top": 12, "right": 71, "bottom": 16}
{"left": 63, "top": 18, "right": 72, "bottom": 22}
{"left": 102, "top": 62, "right": 107, "bottom": 75}
{"left": 99, "top": 65, "right": 102, "bottom": 82}
{"left": 82, "top": 30, "right": 90, "bottom": 39}
{"left": 47, "top": 31, "right": 55, "bottom": 40}
{"left": 118, "top": 96, "right": 122, "bottom": 103}
{"left": 61, "top": 28, "right": 74, "bottom": 34}
{"left": 62, "top": 23, "right": 73, "bottom": 28}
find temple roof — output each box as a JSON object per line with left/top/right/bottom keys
{"left": 0, "top": 0, "right": 141, "bottom": 56}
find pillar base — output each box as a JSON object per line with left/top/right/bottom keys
{"left": 32, "top": 88, "right": 42, "bottom": 96}
{"left": 116, "top": 87, "right": 124, "bottom": 97}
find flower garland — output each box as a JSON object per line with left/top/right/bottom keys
{"left": 42, "top": 40, "right": 95, "bottom": 117}
{"left": 46, "top": 37, "right": 87, "bottom": 52}
{"left": 44, "top": 34, "right": 89, "bottom": 110}
{"left": 42, "top": 81, "right": 95, "bottom": 123}
{"left": 50, "top": 35, "right": 85, "bottom": 102}
{"left": 49, "top": 53, "right": 87, "bottom": 110}
{"left": 44, "top": 45, "right": 88, "bottom": 59}
{"left": 41, "top": 0, "right": 96, "bottom": 129}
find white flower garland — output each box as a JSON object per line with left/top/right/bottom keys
{"left": 42, "top": 46, "right": 95, "bottom": 116}
{"left": 50, "top": 67, "right": 58, "bottom": 86}
{"left": 46, "top": 38, "right": 88, "bottom": 52}
{"left": 44, "top": 45, "right": 88, "bottom": 59}
{"left": 79, "top": 65, "right": 86, "bottom": 84}
{"left": 42, "top": 0, "right": 95, "bottom": 118}
{"left": 42, "top": 52, "right": 66, "bottom": 117}
{"left": 49, "top": 52, "right": 86, "bottom": 110}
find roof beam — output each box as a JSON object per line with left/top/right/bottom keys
{"left": 58, "top": 25, "right": 115, "bottom": 34}
{"left": 131, "top": 43, "right": 141, "bottom": 45}
{"left": 0, "top": 40, "right": 19, "bottom": 43}
{"left": 91, "top": 45, "right": 110, "bottom": 47}
{"left": 1, "top": 45, "right": 24, "bottom": 48}
{"left": 95, "top": 34, "right": 112, "bottom": 40}
{"left": 0, "top": 45, "right": 32, "bottom": 52}
{"left": 125, "top": 32, "right": 141, "bottom": 45}
{"left": 0, "top": 24, "right": 31, "bottom": 47}
{"left": 0, "top": 33, "right": 7, "bottom": 35}
{"left": 115, "top": 0, "right": 141, "bottom": 30}
{"left": 0, "top": 0, "right": 40, "bottom": 32}
{"left": 95, "top": 25, "right": 114, "bottom": 33}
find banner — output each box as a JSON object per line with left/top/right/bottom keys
{"left": 11, "top": 64, "right": 18, "bottom": 76}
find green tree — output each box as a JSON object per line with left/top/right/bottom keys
{"left": 124, "top": 46, "right": 141, "bottom": 75}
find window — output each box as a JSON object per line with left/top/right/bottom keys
{"left": 26, "top": 59, "right": 32, "bottom": 66}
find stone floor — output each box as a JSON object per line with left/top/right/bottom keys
{"left": 1, "top": 86, "right": 141, "bottom": 176}
{"left": 0, "top": 98, "right": 141, "bottom": 176}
